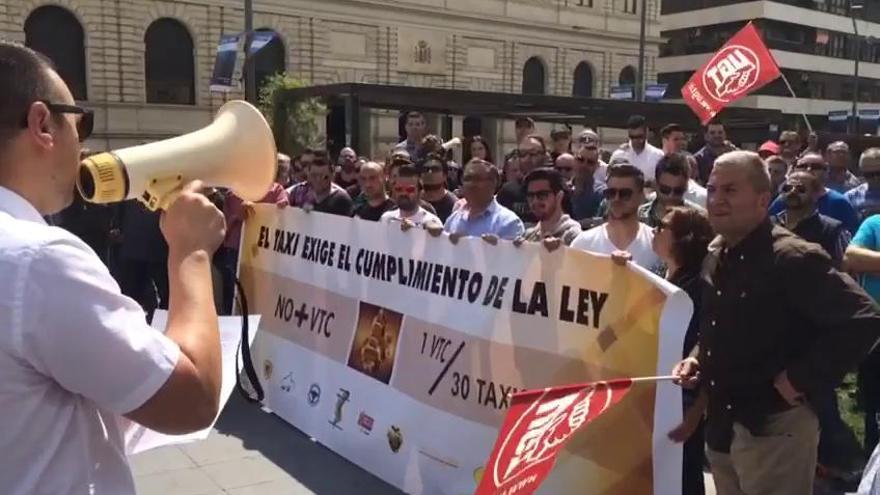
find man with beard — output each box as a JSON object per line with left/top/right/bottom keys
{"left": 694, "top": 121, "right": 738, "bottom": 185}
{"left": 518, "top": 168, "right": 581, "bottom": 246}
{"left": 569, "top": 131, "right": 607, "bottom": 226}
{"left": 288, "top": 152, "right": 354, "bottom": 217}
{"left": 769, "top": 153, "right": 859, "bottom": 234}
{"left": 772, "top": 172, "right": 849, "bottom": 267}
{"left": 639, "top": 153, "right": 705, "bottom": 228}
{"left": 499, "top": 135, "right": 571, "bottom": 224}
{"left": 334, "top": 147, "right": 359, "bottom": 190}
{"left": 610, "top": 115, "right": 664, "bottom": 182}
{"left": 571, "top": 163, "right": 660, "bottom": 270}
{"left": 380, "top": 164, "right": 441, "bottom": 227}
{"left": 554, "top": 152, "right": 576, "bottom": 185}
{"left": 394, "top": 111, "right": 428, "bottom": 160}
{"left": 420, "top": 153, "right": 458, "bottom": 223}
{"left": 438, "top": 159, "right": 524, "bottom": 241}
{"left": 354, "top": 161, "right": 394, "bottom": 221}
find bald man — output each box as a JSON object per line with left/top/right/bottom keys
{"left": 554, "top": 153, "right": 576, "bottom": 185}
{"left": 334, "top": 147, "right": 359, "bottom": 190}
{"left": 354, "top": 161, "right": 394, "bottom": 221}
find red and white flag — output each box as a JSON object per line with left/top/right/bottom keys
{"left": 682, "top": 22, "right": 781, "bottom": 124}
{"left": 474, "top": 379, "right": 632, "bottom": 495}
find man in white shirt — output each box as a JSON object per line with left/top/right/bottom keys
{"left": 381, "top": 163, "right": 441, "bottom": 228}
{"left": 571, "top": 163, "right": 660, "bottom": 271}
{"left": 609, "top": 115, "right": 664, "bottom": 182}
{"left": 0, "top": 42, "right": 225, "bottom": 494}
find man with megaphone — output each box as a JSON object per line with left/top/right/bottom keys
{"left": 0, "top": 41, "right": 231, "bottom": 494}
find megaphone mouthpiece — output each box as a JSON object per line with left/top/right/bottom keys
{"left": 77, "top": 100, "right": 277, "bottom": 211}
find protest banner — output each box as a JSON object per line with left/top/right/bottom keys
{"left": 238, "top": 206, "right": 693, "bottom": 495}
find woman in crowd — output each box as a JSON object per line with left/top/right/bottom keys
{"left": 470, "top": 135, "right": 494, "bottom": 164}
{"left": 654, "top": 206, "right": 714, "bottom": 495}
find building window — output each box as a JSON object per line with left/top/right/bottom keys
{"left": 623, "top": 0, "right": 637, "bottom": 14}
{"left": 25, "top": 6, "right": 87, "bottom": 100}
{"left": 252, "top": 29, "right": 286, "bottom": 98}
{"left": 522, "top": 57, "right": 546, "bottom": 95}
{"left": 145, "top": 18, "right": 195, "bottom": 105}
{"left": 573, "top": 62, "right": 593, "bottom": 97}
{"left": 577, "top": 0, "right": 593, "bottom": 6}
{"left": 619, "top": 65, "right": 637, "bottom": 86}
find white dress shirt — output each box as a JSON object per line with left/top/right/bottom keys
{"left": 380, "top": 206, "right": 441, "bottom": 227}
{"left": 686, "top": 179, "right": 708, "bottom": 208}
{"left": 610, "top": 143, "right": 665, "bottom": 180}
{"left": 0, "top": 186, "right": 180, "bottom": 494}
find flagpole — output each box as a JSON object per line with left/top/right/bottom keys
{"left": 779, "top": 72, "right": 814, "bottom": 134}
{"left": 629, "top": 375, "right": 679, "bottom": 383}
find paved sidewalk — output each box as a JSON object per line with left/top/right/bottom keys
{"left": 130, "top": 394, "right": 403, "bottom": 495}
{"left": 132, "top": 394, "right": 722, "bottom": 494}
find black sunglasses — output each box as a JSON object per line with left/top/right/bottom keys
{"left": 20, "top": 101, "right": 93, "bottom": 142}
{"left": 781, "top": 184, "right": 807, "bottom": 194}
{"left": 555, "top": 166, "right": 573, "bottom": 172}
{"left": 628, "top": 134, "right": 646, "bottom": 141}
{"left": 603, "top": 188, "right": 635, "bottom": 200}
{"left": 658, "top": 184, "right": 687, "bottom": 196}
{"left": 864, "top": 171, "right": 880, "bottom": 179}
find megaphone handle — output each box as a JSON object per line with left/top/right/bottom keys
{"left": 139, "top": 175, "right": 184, "bottom": 211}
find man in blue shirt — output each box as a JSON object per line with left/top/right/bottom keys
{"left": 769, "top": 153, "right": 859, "bottom": 234}
{"left": 437, "top": 159, "right": 524, "bottom": 241}
{"left": 846, "top": 148, "right": 880, "bottom": 222}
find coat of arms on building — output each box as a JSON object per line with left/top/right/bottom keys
{"left": 414, "top": 40, "right": 431, "bottom": 65}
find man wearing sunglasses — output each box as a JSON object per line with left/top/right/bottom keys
{"left": 0, "top": 42, "right": 227, "bottom": 492}
{"left": 845, "top": 148, "right": 880, "bottom": 221}
{"left": 381, "top": 164, "right": 441, "bottom": 228}
{"left": 638, "top": 153, "right": 704, "bottom": 228}
{"left": 769, "top": 153, "right": 860, "bottom": 235}
{"left": 289, "top": 152, "right": 355, "bottom": 217}
{"left": 518, "top": 168, "right": 581, "bottom": 247}
{"left": 609, "top": 115, "right": 664, "bottom": 182}
{"left": 571, "top": 163, "right": 661, "bottom": 271}
{"left": 420, "top": 154, "right": 459, "bottom": 223}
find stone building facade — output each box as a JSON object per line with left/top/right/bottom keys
{"left": 1, "top": 0, "right": 662, "bottom": 157}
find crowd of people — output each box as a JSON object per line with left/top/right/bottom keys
{"left": 6, "top": 37, "right": 880, "bottom": 495}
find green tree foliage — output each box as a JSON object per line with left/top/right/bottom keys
{"left": 257, "top": 73, "right": 325, "bottom": 155}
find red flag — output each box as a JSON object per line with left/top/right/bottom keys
{"left": 474, "top": 379, "right": 632, "bottom": 495}
{"left": 682, "top": 22, "right": 781, "bottom": 124}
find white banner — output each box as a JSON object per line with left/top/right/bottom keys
{"left": 239, "top": 206, "right": 692, "bottom": 494}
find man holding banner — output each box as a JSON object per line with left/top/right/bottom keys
{"left": 674, "top": 151, "right": 880, "bottom": 495}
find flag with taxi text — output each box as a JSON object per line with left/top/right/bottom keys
{"left": 682, "top": 22, "right": 781, "bottom": 124}
{"left": 474, "top": 379, "right": 632, "bottom": 495}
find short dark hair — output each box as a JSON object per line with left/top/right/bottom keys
{"left": 0, "top": 41, "right": 57, "bottom": 149}
{"left": 705, "top": 121, "right": 725, "bottom": 132}
{"left": 466, "top": 158, "right": 501, "bottom": 182}
{"left": 661, "top": 123, "right": 684, "bottom": 139}
{"left": 607, "top": 162, "right": 645, "bottom": 190}
{"left": 523, "top": 167, "right": 565, "bottom": 194}
{"left": 396, "top": 163, "right": 421, "bottom": 181}
{"left": 310, "top": 150, "right": 331, "bottom": 169}
{"left": 626, "top": 115, "right": 647, "bottom": 130}
{"left": 515, "top": 117, "right": 535, "bottom": 129}
{"left": 420, "top": 153, "right": 448, "bottom": 175}
{"left": 550, "top": 127, "right": 572, "bottom": 140}
{"left": 655, "top": 153, "right": 690, "bottom": 182}
{"left": 406, "top": 111, "right": 424, "bottom": 122}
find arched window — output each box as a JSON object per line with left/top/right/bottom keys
{"left": 572, "top": 62, "right": 593, "bottom": 97}
{"left": 619, "top": 65, "right": 637, "bottom": 86}
{"left": 522, "top": 57, "right": 546, "bottom": 95}
{"left": 253, "top": 29, "right": 286, "bottom": 98}
{"left": 25, "top": 6, "right": 87, "bottom": 100}
{"left": 145, "top": 18, "right": 195, "bottom": 104}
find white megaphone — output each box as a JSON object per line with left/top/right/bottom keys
{"left": 77, "top": 100, "right": 277, "bottom": 211}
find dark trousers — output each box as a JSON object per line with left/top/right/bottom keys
{"left": 217, "top": 247, "right": 239, "bottom": 315}
{"left": 115, "top": 258, "right": 169, "bottom": 321}
{"left": 683, "top": 420, "right": 705, "bottom": 495}
{"left": 814, "top": 388, "right": 864, "bottom": 474}
{"left": 861, "top": 358, "right": 880, "bottom": 454}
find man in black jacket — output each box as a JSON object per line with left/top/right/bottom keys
{"left": 673, "top": 151, "right": 880, "bottom": 495}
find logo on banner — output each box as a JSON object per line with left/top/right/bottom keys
{"left": 280, "top": 372, "right": 295, "bottom": 393}
{"left": 358, "top": 412, "right": 374, "bottom": 435}
{"left": 702, "top": 45, "right": 760, "bottom": 103}
{"left": 307, "top": 383, "right": 321, "bottom": 406}
{"left": 329, "top": 389, "right": 350, "bottom": 429}
{"left": 387, "top": 425, "right": 404, "bottom": 453}
{"left": 263, "top": 359, "right": 274, "bottom": 380}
